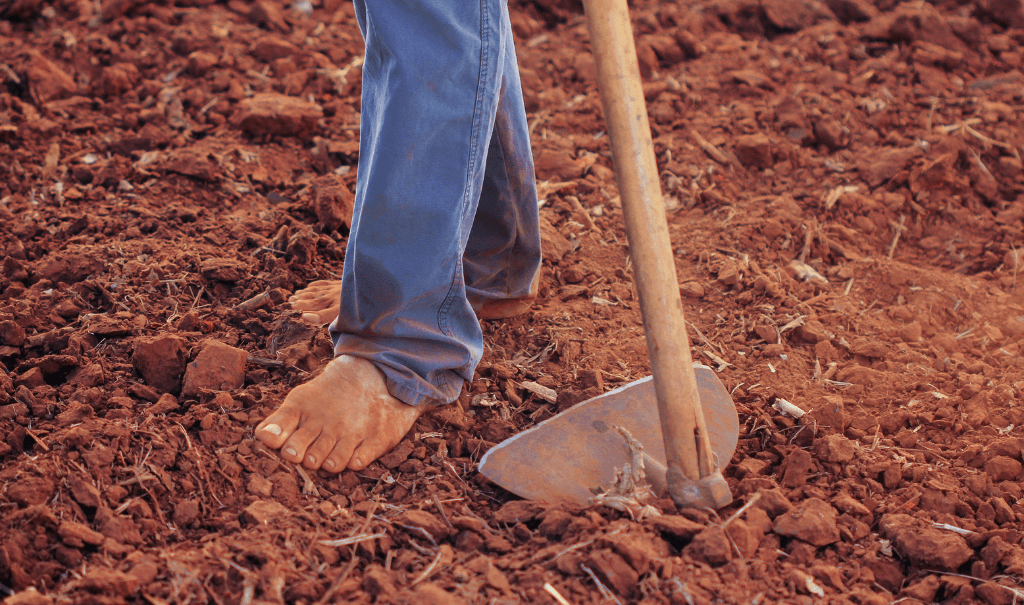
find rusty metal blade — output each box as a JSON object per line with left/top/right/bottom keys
{"left": 478, "top": 365, "right": 738, "bottom": 504}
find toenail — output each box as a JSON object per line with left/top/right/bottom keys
{"left": 306, "top": 455, "right": 316, "bottom": 465}
{"left": 285, "top": 447, "right": 297, "bottom": 457}
{"left": 352, "top": 457, "right": 362, "bottom": 468}
{"left": 262, "top": 424, "right": 282, "bottom": 436}
{"left": 324, "top": 459, "right": 335, "bottom": 469}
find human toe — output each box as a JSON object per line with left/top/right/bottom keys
{"left": 302, "top": 429, "right": 346, "bottom": 470}
{"left": 256, "top": 411, "right": 299, "bottom": 449}
{"left": 321, "top": 438, "right": 358, "bottom": 473}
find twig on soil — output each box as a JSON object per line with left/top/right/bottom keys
{"left": 24, "top": 429, "right": 50, "bottom": 452}
{"left": 544, "top": 583, "right": 574, "bottom": 605}
{"left": 687, "top": 320, "right": 724, "bottom": 355}
{"left": 924, "top": 96, "right": 938, "bottom": 132}
{"left": 177, "top": 423, "right": 221, "bottom": 507}
{"left": 409, "top": 547, "right": 445, "bottom": 586}
{"left": 721, "top": 491, "right": 763, "bottom": 529}
{"left": 932, "top": 522, "right": 974, "bottom": 536}
{"left": 187, "top": 286, "right": 205, "bottom": 314}
{"left": 963, "top": 124, "right": 1022, "bottom": 160}
{"left": 233, "top": 291, "right": 272, "bottom": 313}
{"left": 432, "top": 494, "right": 454, "bottom": 531}
{"left": 314, "top": 503, "right": 378, "bottom": 605}
{"left": 689, "top": 129, "right": 732, "bottom": 166}
{"left": 936, "top": 117, "right": 982, "bottom": 134}
{"left": 967, "top": 146, "right": 996, "bottom": 183}
{"left": 581, "top": 564, "right": 623, "bottom": 605}
{"left": 318, "top": 532, "right": 387, "bottom": 548}
{"left": 0, "top": 63, "right": 21, "bottom": 84}
{"left": 247, "top": 356, "right": 285, "bottom": 368}
{"left": 294, "top": 465, "right": 320, "bottom": 496}
{"left": 887, "top": 215, "right": 906, "bottom": 260}
{"left": 797, "top": 222, "right": 815, "bottom": 263}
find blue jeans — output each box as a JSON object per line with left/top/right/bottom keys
{"left": 330, "top": 0, "right": 542, "bottom": 407}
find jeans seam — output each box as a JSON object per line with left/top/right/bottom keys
{"left": 436, "top": 0, "right": 491, "bottom": 397}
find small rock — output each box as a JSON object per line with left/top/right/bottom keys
{"left": 492, "top": 500, "right": 545, "bottom": 525}
{"left": 793, "top": 320, "right": 830, "bottom": 343}
{"left": 7, "top": 475, "right": 55, "bottom": 507}
{"left": 232, "top": 93, "right": 323, "bottom": 137}
{"left": 247, "top": 475, "right": 274, "bottom": 498}
{"left": 181, "top": 340, "right": 248, "bottom": 396}
{"left": 781, "top": 448, "right": 815, "bottom": 488}
{"left": 858, "top": 146, "right": 921, "bottom": 187}
{"left": 773, "top": 497, "right": 839, "bottom": 546}
{"left": 199, "top": 258, "right": 248, "bottom": 282}
{"left": 379, "top": 440, "right": 415, "bottom": 469}
{"left": 646, "top": 514, "right": 705, "bottom": 540}
{"left": 253, "top": 36, "right": 299, "bottom": 62}
{"left": 172, "top": 500, "right": 200, "bottom": 527}
{"left": 833, "top": 493, "right": 871, "bottom": 517}
{"left": 585, "top": 549, "right": 639, "bottom": 597}
{"left": 23, "top": 50, "right": 77, "bottom": 102}
{"left": 761, "top": 0, "right": 835, "bottom": 30}
{"left": 823, "top": 0, "right": 878, "bottom": 22}
{"left": 815, "top": 434, "right": 855, "bottom": 463}
{"left": 600, "top": 531, "right": 669, "bottom": 575}
{"left": 3, "top": 587, "right": 53, "bottom": 605}
{"left": 408, "top": 583, "right": 461, "bottom": 605}
{"left": 734, "top": 457, "right": 769, "bottom": 478}
{"left": 900, "top": 575, "right": 940, "bottom": 602}
{"left": 248, "top": 0, "right": 288, "bottom": 32}
{"left": 985, "top": 456, "right": 1022, "bottom": 482}
{"left": 534, "top": 149, "right": 587, "bottom": 181}
{"left": 725, "top": 519, "right": 762, "bottom": 558}
{"left": 0, "top": 320, "right": 26, "bottom": 346}
{"left": 312, "top": 174, "right": 354, "bottom": 233}
{"left": 897, "top": 321, "right": 923, "bottom": 342}
{"left": 879, "top": 514, "right": 973, "bottom": 571}
{"left": 362, "top": 565, "right": 397, "bottom": 599}
{"left": 242, "top": 500, "right": 288, "bottom": 525}
{"left": 73, "top": 568, "right": 140, "bottom": 597}
{"left": 186, "top": 51, "right": 218, "bottom": 76}
{"left": 679, "top": 281, "right": 705, "bottom": 298}
{"left": 734, "top": 133, "right": 773, "bottom": 169}
{"left": 539, "top": 215, "right": 573, "bottom": 263}
{"left": 133, "top": 335, "right": 188, "bottom": 393}
{"left": 685, "top": 526, "right": 733, "bottom": 566}
{"left": 395, "top": 509, "right": 452, "bottom": 541}
{"left": 813, "top": 115, "right": 849, "bottom": 149}
{"left": 68, "top": 476, "right": 102, "bottom": 508}
{"left": 58, "top": 521, "right": 106, "bottom": 547}
{"left": 755, "top": 488, "right": 793, "bottom": 518}
{"left": 148, "top": 393, "right": 179, "bottom": 415}
{"left": 976, "top": 581, "right": 1014, "bottom": 605}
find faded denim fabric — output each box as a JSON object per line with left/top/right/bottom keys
{"left": 331, "top": 0, "right": 542, "bottom": 406}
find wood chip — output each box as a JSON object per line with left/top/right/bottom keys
{"left": 519, "top": 381, "right": 557, "bottom": 404}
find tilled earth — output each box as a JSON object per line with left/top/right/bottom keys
{"left": 4, "top": 0, "right": 1024, "bottom": 603}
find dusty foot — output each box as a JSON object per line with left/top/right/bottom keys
{"left": 255, "top": 355, "right": 424, "bottom": 472}
{"left": 289, "top": 274, "right": 539, "bottom": 324}
{"left": 289, "top": 280, "right": 341, "bottom": 324}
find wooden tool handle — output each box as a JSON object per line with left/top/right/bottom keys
{"left": 581, "top": 0, "right": 715, "bottom": 482}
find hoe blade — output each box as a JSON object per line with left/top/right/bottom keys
{"left": 479, "top": 365, "right": 739, "bottom": 504}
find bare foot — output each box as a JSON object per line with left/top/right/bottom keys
{"left": 289, "top": 280, "right": 341, "bottom": 325}
{"left": 255, "top": 355, "right": 424, "bottom": 472}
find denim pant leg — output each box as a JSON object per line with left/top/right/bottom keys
{"left": 333, "top": 0, "right": 521, "bottom": 407}
{"left": 464, "top": 14, "right": 542, "bottom": 304}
